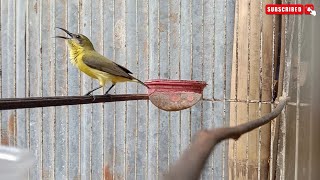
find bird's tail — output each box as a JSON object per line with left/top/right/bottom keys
{"left": 133, "top": 78, "right": 149, "bottom": 88}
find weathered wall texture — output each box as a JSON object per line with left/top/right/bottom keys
{"left": 0, "top": 0, "right": 235, "bottom": 179}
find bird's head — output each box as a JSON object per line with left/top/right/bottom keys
{"left": 55, "top": 27, "right": 95, "bottom": 51}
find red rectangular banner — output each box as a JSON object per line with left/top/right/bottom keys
{"left": 265, "top": 4, "right": 304, "bottom": 15}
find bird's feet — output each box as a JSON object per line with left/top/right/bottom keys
{"left": 84, "top": 92, "right": 97, "bottom": 101}
{"left": 92, "top": 95, "right": 97, "bottom": 101}
{"left": 104, "top": 93, "right": 111, "bottom": 97}
{"left": 85, "top": 92, "right": 92, "bottom": 96}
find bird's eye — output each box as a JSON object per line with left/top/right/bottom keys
{"left": 76, "top": 35, "right": 81, "bottom": 38}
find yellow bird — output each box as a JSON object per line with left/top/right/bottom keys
{"left": 55, "top": 27, "right": 148, "bottom": 95}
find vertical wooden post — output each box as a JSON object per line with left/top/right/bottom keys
{"left": 229, "top": 0, "right": 275, "bottom": 179}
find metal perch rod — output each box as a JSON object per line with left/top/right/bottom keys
{"left": 0, "top": 94, "right": 149, "bottom": 110}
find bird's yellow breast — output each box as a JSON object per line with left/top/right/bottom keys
{"left": 68, "top": 43, "right": 130, "bottom": 86}
{"left": 68, "top": 47, "right": 96, "bottom": 78}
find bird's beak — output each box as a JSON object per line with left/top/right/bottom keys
{"left": 55, "top": 27, "right": 73, "bottom": 39}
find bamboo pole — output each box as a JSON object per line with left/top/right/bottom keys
{"left": 229, "top": 0, "right": 275, "bottom": 179}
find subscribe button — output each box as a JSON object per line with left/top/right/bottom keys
{"left": 266, "top": 4, "right": 316, "bottom": 16}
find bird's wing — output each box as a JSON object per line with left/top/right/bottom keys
{"left": 82, "top": 53, "right": 133, "bottom": 79}
{"left": 115, "top": 63, "right": 133, "bottom": 74}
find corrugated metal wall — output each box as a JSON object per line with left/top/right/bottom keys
{"left": 0, "top": 0, "right": 235, "bottom": 179}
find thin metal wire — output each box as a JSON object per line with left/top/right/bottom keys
{"left": 202, "top": 98, "right": 309, "bottom": 107}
